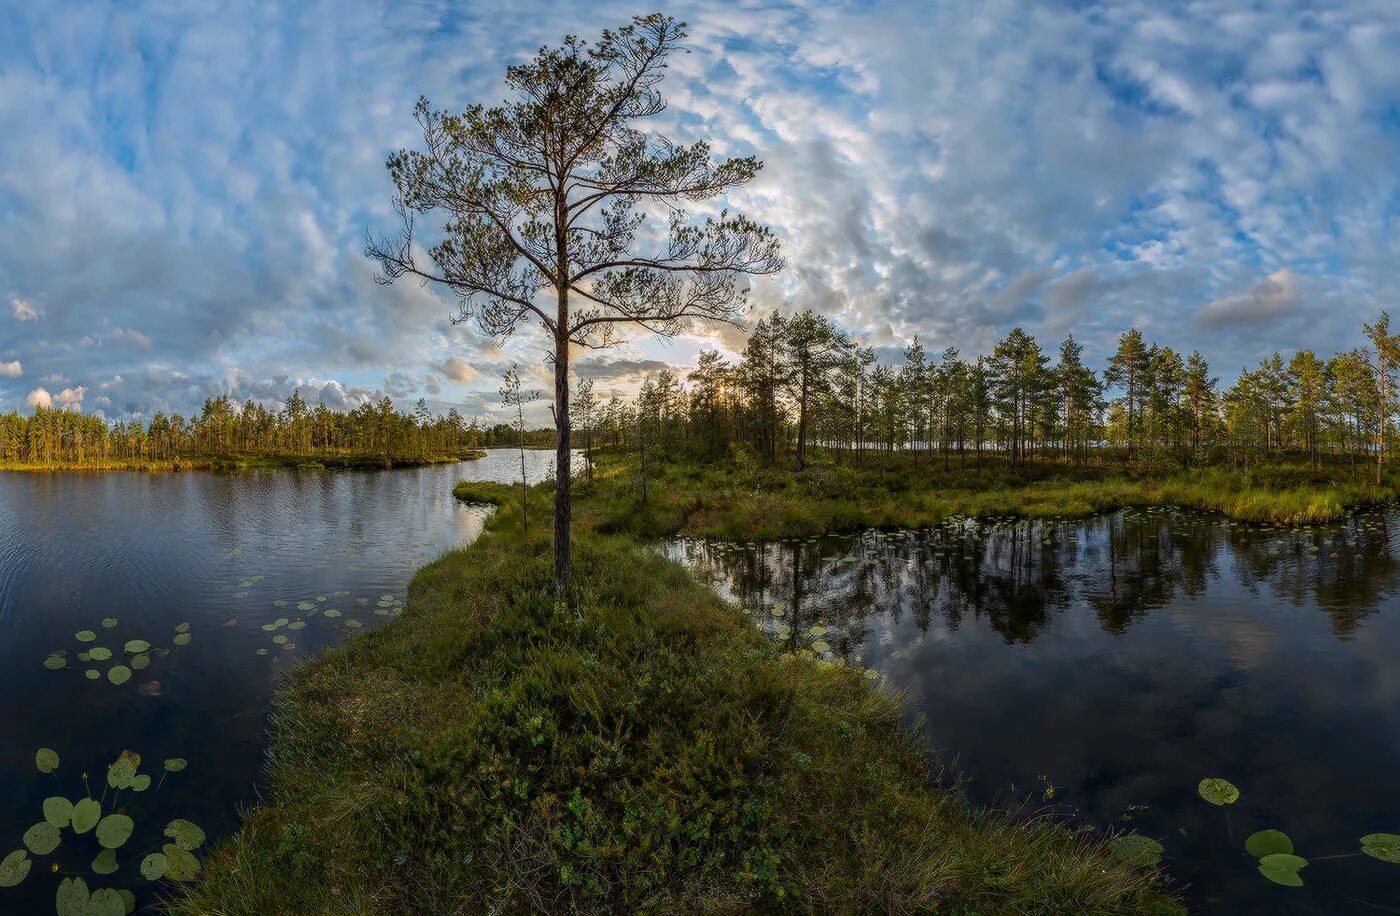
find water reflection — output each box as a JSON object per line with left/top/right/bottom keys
{"left": 666, "top": 507, "right": 1400, "bottom": 914}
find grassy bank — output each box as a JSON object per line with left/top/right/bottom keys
{"left": 176, "top": 490, "right": 1180, "bottom": 915}
{"left": 566, "top": 451, "right": 1399, "bottom": 540}
{"left": 0, "top": 450, "right": 487, "bottom": 473}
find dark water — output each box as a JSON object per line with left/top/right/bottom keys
{"left": 667, "top": 507, "right": 1400, "bottom": 914}
{"left": 0, "top": 450, "right": 561, "bottom": 913}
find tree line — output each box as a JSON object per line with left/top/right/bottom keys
{"left": 576, "top": 309, "right": 1400, "bottom": 482}
{"left": 0, "top": 392, "right": 483, "bottom": 466}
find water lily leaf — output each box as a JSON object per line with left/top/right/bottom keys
{"left": 89, "top": 647, "right": 112, "bottom": 662}
{"left": 43, "top": 796, "right": 74, "bottom": 828}
{"left": 71, "top": 798, "right": 101, "bottom": 834}
{"left": 131, "top": 774, "right": 151, "bottom": 793}
{"left": 101, "top": 618, "right": 118, "bottom": 629}
{"left": 322, "top": 609, "right": 341, "bottom": 618}
{"left": 811, "top": 639, "right": 831, "bottom": 653}
{"left": 89, "top": 887, "right": 126, "bottom": 916}
{"left": 173, "top": 633, "right": 192, "bottom": 646}
{"left": 287, "top": 620, "right": 306, "bottom": 630}
{"left": 107, "top": 751, "right": 141, "bottom": 789}
{"left": 174, "top": 622, "right": 190, "bottom": 634}
{"left": 78, "top": 652, "right": 91, "bottom": 663}
{"left": 1245, "top": 829, "right": 1293, "bottom": 858}
{"left": 85, "top": 669, "right": 101, "bottom": 680}
{"left": 96, "top": 814, "right": 134, "bottom": 849}
{"left": 0, "top": 849, "right": 30, "bottom": 888}
{"left": 163, "top": 758, "right": 188, "bottom": 773}
{"left": 22, "top": 821, "right": 60, "bottom": 855}
{"left": 131, "top": 654, "right": 151, "bottom": 671}
{"left": 44, "top": 654, "right": 67, "bottom": 670}
{"left": 108, "top": 666, "right": 132, "bottom": 686}
{"left": 1108, "top": 832, "right": 1164, "bottom": 867}
{"left": 1258, "top": 853, "right": 1308, "bottom": 887}
{"left": 272, "top": 634, "right": 288, "bottom": 645}
{"left": 76, "top": 631, "right": 97, "bottom": 643}
{"left": 56, "top": 876, "right": 89, "bottom": 916}
{"left": 164, "top": 818, "right": 205, "bottom": 851}
{"left": 296, "top": 601, "right": 314, "bottom": 611}
{"left": 1361, "top": 833, "right": 1400, "bottom": 864}
{"left": 123, "top": 640, "right": 150, "bottom": 654}
{"left": 161, "top": 843, "right": 201, "bottom": 881}
{"left": 1197, "top": 777, "right": 1240, "bottom": 806}
{"left": 140, "top": 852, "right": 167, "bottom": 880}
{"left": 91, "top": 848, "right": 119, "bottom": 875}
{"left": 35, "top": 748, "right": 60, "bottom": 773}
{"left": 118, "top": 888, "right": 135, "bottom": 914}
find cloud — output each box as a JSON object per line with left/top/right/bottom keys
{"left": 110, "top": 328, "right": 153, "bottom": 350}
{"left": 26, "top": 387, "right": 51, "bottom": 409}
{"left": 10, "top": 298, "right": 38, "bottom": 321}
{"left": 0, "top": 361, "right": 20, "bottom": 377}
{"left": 439, "top": 356, "right": 480, "bottom": 383}
{"left": 1194, "top": 270, "right": 1303, "bottom": 331}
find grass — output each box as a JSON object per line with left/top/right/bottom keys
{"left": 567, "top": 450, "right": 1400, "bottom": 540}
{"left": 0, "top": 450, "right": 487, "bottom": 473}
{"left": 175, "top": 487, "right": 1182, "bottom": 915}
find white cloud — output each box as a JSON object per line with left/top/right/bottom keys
{"left": 53, "top": 386, "right": 87, "bottom": 411}
{"left": 439, "top": 356, "right": 480, "bottom": 383}
{"left": 25, "top": 387, "right": 51, "bottom": 409}
{"left": 10, "top": 298, "right": 37, "bottom": 321}
{"left": 0, "top": 361, "right": 21, "bottom": 377}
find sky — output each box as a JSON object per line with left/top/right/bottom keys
{"left": 3, "top": 0, "right": 1400, "bottom": 424}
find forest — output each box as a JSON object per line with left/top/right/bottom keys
{"left": 577, "top": 310, "right": 1400, "bottom": 480}
{"left": 0, "top": 391, "right": 484, "bottom": 468}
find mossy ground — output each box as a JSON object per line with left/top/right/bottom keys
{"left": 175, "top": 478, "right": 1182, "bottom": 915}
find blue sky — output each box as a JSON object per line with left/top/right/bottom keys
{"left": 3, "top": 0, "right": 1400, "bottom": 423}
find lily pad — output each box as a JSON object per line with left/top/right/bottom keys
{"left": 1246, "top": 829, "right": 1293, "bottom": 859}
{"left": 1197, "top": 777, "right": 1240, "bottom": 806}
{"left": 71, "top": 798, "right": 101, "bottom": 834}
{"left": 76, "top": 631, "right": 97, "bottom": 643}
{"left": 174, "top": 622, "right": 190, "bottom": 634}
{"left": 1361, "top": 833, "right": 1400, "bottom": 864}
{"left": 1258, "top": 852, "right": 1308, "bottom": 887}
{"left": 22, "top": 821, "right": 60, "bottom": 855}
{"left": 89, "top": 887, "right": 126, "bottom": 916}
{"left": 108, "top": 665, "right": 132, "bottom": 686}
{"left": 164, "top": 818, "right": 205, "bottom": 851}
{"left": 163, "top": 758, "right": 188, "bottom": 773}
{"left": 89, "top": 647, "right": 113, "bottom": 662}
{"left": 86, "top": 669, "right": 101, "bottom": 680}
{"left": 43, "top": 796, "right": 74, "bottom": 828}
{"left": 44, "top": 654, "right": 67, "bottom": 670}
{"left": 131, "top": 774, "right": 152, "bottom": 793}
{"left": 131, "top": 654, "right": 151, "bottom": 670}
{"left": 96, "top": 814, "right": 134, "bottom": 849}
{"left": 35, "top": 747, "right": 60, "bottom": 773}
{"left": 161, "top": 843, "right": 201, "bottom": 881}
{"left": 56, "top": 876, "right": 89, "bottom": 916}
{"left": 140, "top": 852, "right": 168, "bottom": 880}
{"left": 322, "top": 609, "right": 342, "bottom": 619}
{"left": 123, "top": 640, "right": 151, "bottom": 654}
{"left": 0, "top": 849, "right": 30, "bottom": 888}
{"left": 173, "top": 633, "right": 192, "bottom": 646}
{"left": 101, "top": 618, "right": 118, "bottom": 629}
{"left": 92, "top": 848, "right": 119, "bottom": 875}
{"left": 1108, "top": 832, "right": 1164, "bottom": 867}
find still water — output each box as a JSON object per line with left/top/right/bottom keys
{"left": 668, "top": 507, "right": 1400, "bottom": 914}
{"left": 0, "top": 450, "right": 561, "bottom": 913}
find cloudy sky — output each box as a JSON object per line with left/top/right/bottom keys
{"left": 3, "top": 1, "right": 1400, "bottom": 423}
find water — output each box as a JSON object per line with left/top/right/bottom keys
{"left": 0, "top": 450, "right": 563, "bottom": 912}
{"left": 667, "top": 507, "right": 1400, "bottom": 914}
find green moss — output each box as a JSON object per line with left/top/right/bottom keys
{"left": 173, "top": 507, "right": 1180, "bottom": 915}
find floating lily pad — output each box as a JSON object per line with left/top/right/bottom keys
{"left": 174, "top": 623, "right": 190, "bottom": 634}
{"left": 35, "top": 748, "right": 60, "bottom": 773}
{"left": 1197, "top": 777, "right": 1240, "bottom": 806}
{"left": 161, "top": 843, "right": 201, "bottom": 881}
{"left": 0, "top": 849, "right": 30, "bottom": 888}
{"left": 131, "top": 774, "right": 151, "bottom": 793}
{"left": 43, "top": 653, "right": 67, "bottom": 670}
{"left": 76, "top": 631, "right": 97, "bottom": 643}
{"left": 272, "top": 635, "right": 288, "bottom": 645}
{"left": 173, "top": 633, "right": 192, "bottom": 646}
{"left": 140, "top": 852, "right": 168, "bottom": 880}
{"left": 163, "top": 758, "right": 188, "bottom": 773}
{"left": 323, "top": 609, "right": 342, "bottom": 618}
{"left": 1108, "top": 832, "right": 1163, "bottom": 867}
{"left": 1258, "top": 853, "right": 1308, "bottom": 887}
{"left": 22, "top": 821, "right": 60, "bottom": 855}
{"left": 344, "top": 619, "right": 362, "bottom": 629}
{"left": 108, "top": 751, "right": 141, "bottom": 789}
{"left": 124, "top": 640, "right": 151, "bottom": 654}
{"left": 96, "top": 814, "right": 134, "bottom": 850}
{"left": 71, "top": 798, "right": 101, "bottom": 834}
{"left": 164, "top": 818, "right": 205, "bottom": 851}
{"left": 296, "top": 601, "right": 314, "bottom": 611}
{"left": 85, "top": 669, "right": 101, "bottom": 681}
{"left": 89, "top": 647, "right": 113, "bottom": 662}
{"left": 90, "top": 887, "right": 126, "bottom": 916}
{"left": 1246, "top": 829, "right": 1293, "bottom": 858}
{"left": 118, "top": 889, "right": 134, "bottom": 913}
{"left": 91, "top": 848, "right": 119, "bottom": 875}
{"left": 287, "top": 620, "right": 306, "bottom": 630}
{"left": 108, "top": 665, "right": 133, "bottom": 686}
{"left": 131, "top": 654, "right": 151, "bottom": 670}
{"left": 1361, "top": 833, "right": 1400, "bottom": 864}
{"left": 78, "top": 652, "right": 92, "bottom": 663}
{"left": 43, "top": 796, "right": 74, "bottom": 828}
{"left": 101, "top": 618, "right": 118, "bottom": 629}
{"left": 811, "top": 639, "right": 831, "bottom": 653}
{"left": 56, "top": 876, "right": 89, "bottom": 916}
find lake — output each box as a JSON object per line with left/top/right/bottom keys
{"left": 0, "top": 450, "right": 563, "bottom": 912}
{"left": 667, "top": 507, "right": 1400, "bottom": 914}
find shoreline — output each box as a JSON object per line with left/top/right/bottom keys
{"left": 0, "top": 450, "right": 488, "bottom": 473}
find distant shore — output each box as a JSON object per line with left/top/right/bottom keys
{"left": 0, "top": 450, "right": 487, "bottom": 473}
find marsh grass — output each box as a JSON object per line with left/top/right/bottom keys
{"left": 174, "top": 492, "right": 1181, "bottom": 915}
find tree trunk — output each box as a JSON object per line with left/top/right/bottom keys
{"left": 554, "top": 327, "right": 571, "bottom": 599}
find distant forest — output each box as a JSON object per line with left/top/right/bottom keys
{"left": 578, "top": 310, "right": 1400, "bottom": 477}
